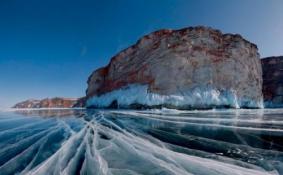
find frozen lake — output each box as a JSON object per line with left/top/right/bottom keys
{"left": 0, "top": 108, "right": 282, "bottom": 175}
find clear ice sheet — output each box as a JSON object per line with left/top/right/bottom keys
{"left": 0, "top": 108, "right": 282, "bottom": 175}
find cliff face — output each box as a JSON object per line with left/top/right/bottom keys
{"left": 86, "top": 26, "right": 263, "bottom": 109}
{"left": 13, "top": 97, "right": 84, "bottom": 108}
{"left": 261, "top": 56, "right": 283, "bottom": 107}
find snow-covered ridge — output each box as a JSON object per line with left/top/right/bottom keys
{"left": 87, "top": 84, "right": 263, "bottom": 109}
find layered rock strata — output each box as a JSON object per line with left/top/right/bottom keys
{"left": 86, "top": 26, "right": 263, "bottom": 109}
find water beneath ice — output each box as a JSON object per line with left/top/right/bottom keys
{"left": 0, "top": 108, "right": 283, "bottom": 175}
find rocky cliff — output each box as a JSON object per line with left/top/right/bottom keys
{"left": 261, "top": 56, "right": 283, "bottom": 107}
{"left": 86, "top": 26, "right": 263, "bottom": 109}
{"left": 13, "top": 97, "right": 84, "bottom": 108}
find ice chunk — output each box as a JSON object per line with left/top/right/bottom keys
{"left": 87, "top": 84, "right": 263, "bottom": 109}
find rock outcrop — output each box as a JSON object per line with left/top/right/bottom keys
{"left": 13, "top": 97, "right": 85, "bottom": 108}
{"left": 261, "top": 56, "right": 283, "bottom": 107}
{"left": 86, "top": 26, "right": 263, "bottom": 109}
{"left": 13, "top": 99, "right": 41, "bottom": 108}
{"left": 73, "top": 97, "right": 87, "bottom": 108}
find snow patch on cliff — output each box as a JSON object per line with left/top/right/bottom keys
{"left": 87, "top": 84, "right": 263, "bottom": 109}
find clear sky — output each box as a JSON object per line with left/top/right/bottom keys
{"left": 0, "top": 0, "right": 283, "bottom": 108}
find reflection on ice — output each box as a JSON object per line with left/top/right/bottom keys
{"left": 0, "top": 109, "right": 283, "bottom": 175}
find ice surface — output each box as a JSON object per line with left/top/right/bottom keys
{"left": 87, "top": 84, "right": 263, "bottom": 109}
{"left": 0, "top": 109, "right": 282, "bottom": 175}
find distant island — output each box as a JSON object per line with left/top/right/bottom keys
{"left": 13, "top": 97, "right": 86, "bottom": 108}
{"left": 13, "top": 26, "right": 283, "bottom": 109}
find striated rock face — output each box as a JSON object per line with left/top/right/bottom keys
{"left": 261, "top": 56, "right": 283, "bottom": 107}
{"left": 13, "top": 97, "right": 84, "bottom": 108}
{"left": 86, "top": 26, "right": 263, "bottom": 109}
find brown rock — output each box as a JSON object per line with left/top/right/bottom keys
{"left": 86, "top": 26, "right": 263, "bottom": 109}
{"left": 261, "top": 56, "right": 283, "bottom": 107}
{"left": 13, "top": 97, "right": 85, "bottom": 108}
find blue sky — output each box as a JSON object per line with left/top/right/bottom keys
{"left": 0, "top": 0, "right": 283, "bottom": 108}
